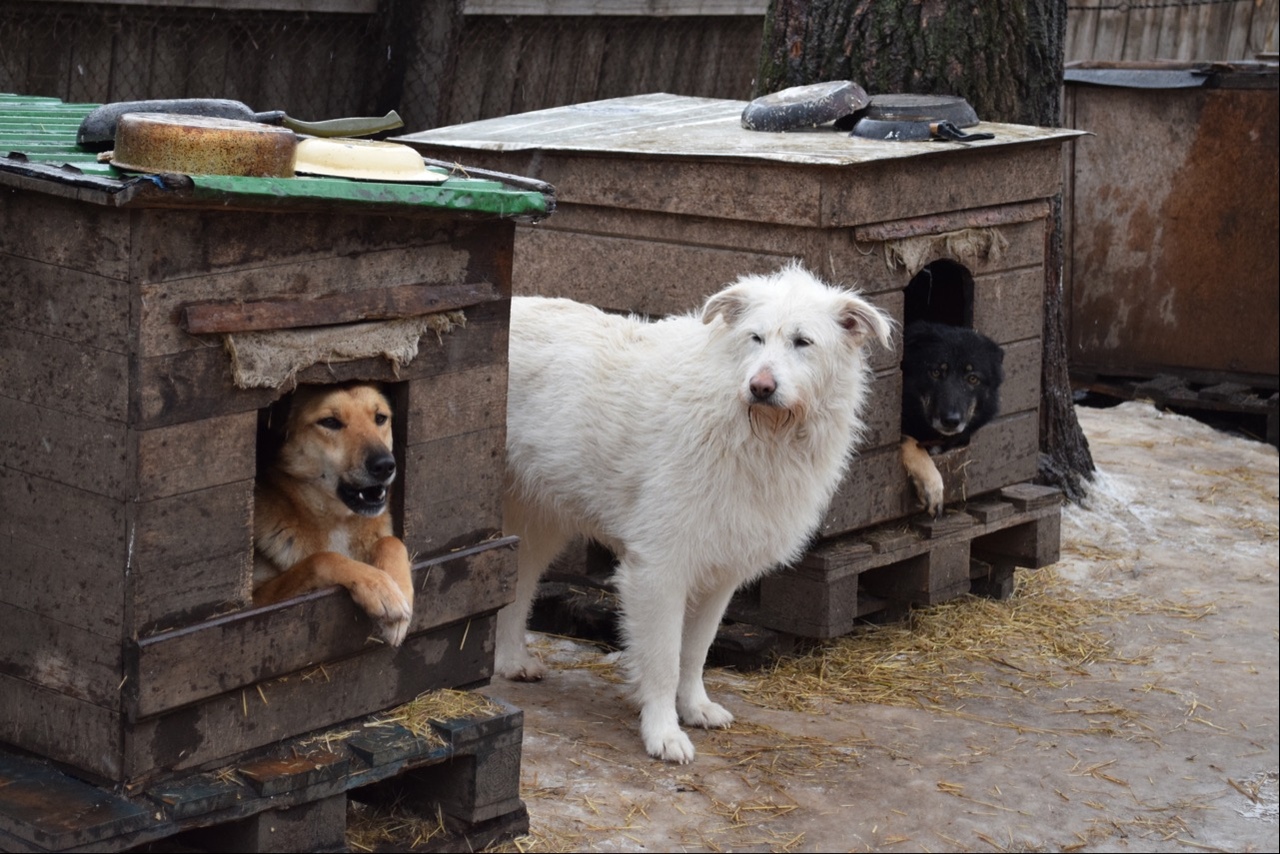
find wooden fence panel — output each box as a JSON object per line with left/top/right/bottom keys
{"left": 1066, "top": 0, "right": 1277, "bottom": 63}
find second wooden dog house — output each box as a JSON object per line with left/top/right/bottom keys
{"left": 399, "top": 93, "right": 1075, "bottom": 639}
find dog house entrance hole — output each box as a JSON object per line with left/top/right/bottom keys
{"left": 903, "top": 259, "right": 975, "bottom": 329}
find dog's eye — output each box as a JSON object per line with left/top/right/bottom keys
{"left": 749, "top": 333, "right": 764, "bottom": 344}
{"left": 317, "top": 416, "right": 344, "bottom": 430}
{"left": 966, "top": 374, "right": 981, "bottom": 386}
{"left": 929, "top": 368, "right": 943, "bottom": 379}
{"left": 374, "top": 412, "right": 389, "bottom": 426}
{"left": 793, "top": 336, "right": 812, "bottom": 349}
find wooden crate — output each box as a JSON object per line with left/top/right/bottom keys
{"left": 399, "top": 94, "right": 1074, "bottom": 637}
{"left": 1, "top": 104, "right": 551, "bottom": 787}
{"left": 0, "top": 695, "right": 527, "bottom": 853}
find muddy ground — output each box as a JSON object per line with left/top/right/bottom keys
{"left": 481, "top": 402, "right": 1278, "bottom": 853}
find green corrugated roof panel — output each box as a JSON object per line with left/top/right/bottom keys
{"left": 0, "top": 93, "right": 553, "bottom": 220}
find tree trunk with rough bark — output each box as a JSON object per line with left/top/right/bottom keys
{"left": 754, "top": 0, "right": 1094, "bottom": 501}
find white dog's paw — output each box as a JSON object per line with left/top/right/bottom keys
{"left": 495, "top": 650, "right": 547, "bottom": 682}
{"left": 644, "top": 726, "right": 697, "bottom": 764}
{"left": 680, "top": 699, "right": 734, "bottom": 730}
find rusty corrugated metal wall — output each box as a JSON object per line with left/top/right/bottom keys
{"left": 1064, "top": 63, "right": 1279, "bottom": 387}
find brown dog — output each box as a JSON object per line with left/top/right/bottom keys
{"left": 253, "top": 383, "right": 413, "bottom": 646}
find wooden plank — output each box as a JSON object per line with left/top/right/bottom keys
{"left": 0, "top": 602, "right": 122, "bottom": 707}
{"left": 130, "top": 297, "right": 511, "bottom": 429}
{"left": 128, "top": 207, "right": 479, "bottom": 284}
{"left": 0, "top": 191, "right": 131, "bottom": 279}
{"left": 0, "top": 328, "right": 130, "bottom": 423}
{"left": 861, "top": 368, "right": 904, "bottom": 451}
{"left": 972, "top": 266, "right": 1045, "bottom": 345}
{"left": 127, "top": 538, "right": 516, "bottom": 719}
{"left": 465, "top": 1, "right": 769, "bottom": 15}
{"left": 134, "top": 410, "right": 258, "bottom": 502}
{"left": 140, "top": 245, "right": 478, "bottom": 357}
{"left": 1065, "top": 4, "right": 1098, "bottom": 63}
{"left": 755, "top": 570, "right": 861, "bottom": 638}
{"left": 0, "top": 749, "right": 148, "bottom": 851}
{"left": 515, "top": 205, "right": 1046, "bottom": 294}
{"left": 973, "top": 511, "right": 1062, "bottom": 569}
{"left": 0, "top": 675, "right": 124, "bottom": 782}
{"left": 2, "top": 532, "right": 126, "bottom": 639}
{"left": 823, "top": 144, "right": 1068, "bottom": 230}
{"left": 860, "top": 539, "right": 972, "bottom": 605}
{"left": 49, "top": 0, "right": 378, "bottom": 12}
{"left": 406, "top": 362, "right": 508, "bottom": 444}
{"left": 1092, "top": 7, "right": 1129, "bottom": 62}
{"left": 1, "top": 253, "right": 131, "bottom": 354}
{"left": 514, "top": 227, "right": 832, "bottom": 310}
{"left": 999, "top": 337, "right": 1043, "bottom": 417}
{"left": 0, "top": 395, "right": 128, "bottom": 498}
{"left": 821, "top": 409, "right": 1039, "bottom": 537}
{"left": 181, "top": 280, "right": 501, "bottom": 335}
{"left": 199, "top": 792, "right": 349, "bottom": 853}
{"left": 402, "top": 427, "right": 508, "bottom": 558}
{"left": 0, "top": 466, "right": 128, "bottom": 636}
{"left": 855, "top": 200, "right": 1049, "bottom": 243}
{"left": 123, "top": 613, "right": 496, "bottom": 782}
{"left": 401, "top": 94, "right": 1081, "bottom": 170}
{"left": 820, "top": 444, "right": 905, "bottom": 537}
{"left": 129, "top": 480, "right": 255, "bottom": 636}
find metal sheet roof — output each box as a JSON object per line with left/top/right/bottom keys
{"left": 0, "top": 93, "right": 552, "bottom": 219}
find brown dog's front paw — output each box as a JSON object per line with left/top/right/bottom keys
{"left": 349, "top": 574, "right": 413, "bottom": 647}
{"left": 901, "top": 436, "right": 945, "bottom": 518}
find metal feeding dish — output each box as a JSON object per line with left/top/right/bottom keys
{"left": 849, "top": 94, "right": 994, "bottom": 142}
{"left": 740, "top": 81, "right": 871, "bottom": 132}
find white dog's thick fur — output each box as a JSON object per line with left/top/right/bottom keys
{"left": 498, "top": 262, "right": 893, "bottom": 763}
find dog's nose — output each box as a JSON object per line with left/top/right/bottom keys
{"left": 367, "top": 452, "right": 396, "bottom": 482}
{"left": 750, "top": 373, "right": 776, "bottom": 401}
{"left": 939, "top": 412, "right": 965, "bottom": 431}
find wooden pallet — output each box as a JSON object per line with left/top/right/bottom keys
{"left": 1075, "top": 372, "right": 1279, "bottom": 447}
{"left": 728, "top": 483, "right": 1062, "bottom": 638}
{"left": 529, "top": 483, "right": 1062, "bottom": 665}
{"left": 0, "top": 697, "right": 527, "bottom": 853}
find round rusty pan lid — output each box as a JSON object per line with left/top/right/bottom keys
{"left": 109, "top": 112, "right": 297, "bottom": 178}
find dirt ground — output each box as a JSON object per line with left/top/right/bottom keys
{"left": 480, "top": 401, "right": 1278, "bottom": 853}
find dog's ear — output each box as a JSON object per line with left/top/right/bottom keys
{"left": 837, "top": 295, "right": 894, "bottom": 350}
{"left": 702, "top": 285, "right": 750, "bottom": 326}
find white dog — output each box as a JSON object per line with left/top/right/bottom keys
{"left": 498, "top": 262, "right": 893, "bottom": 763}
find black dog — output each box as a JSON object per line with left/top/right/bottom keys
{"left": 900, "top": 321, "right": 1005, "bottom": 517}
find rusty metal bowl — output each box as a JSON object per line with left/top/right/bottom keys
{"left": 109, "top": 112, "right": 297, "bottom": 178}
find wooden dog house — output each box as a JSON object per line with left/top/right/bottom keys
{"left": 0, "top": 94, "right": 551, "bottom": 797}
{"left": 399, "top": 93, "right": 1076, "bottom": 640}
